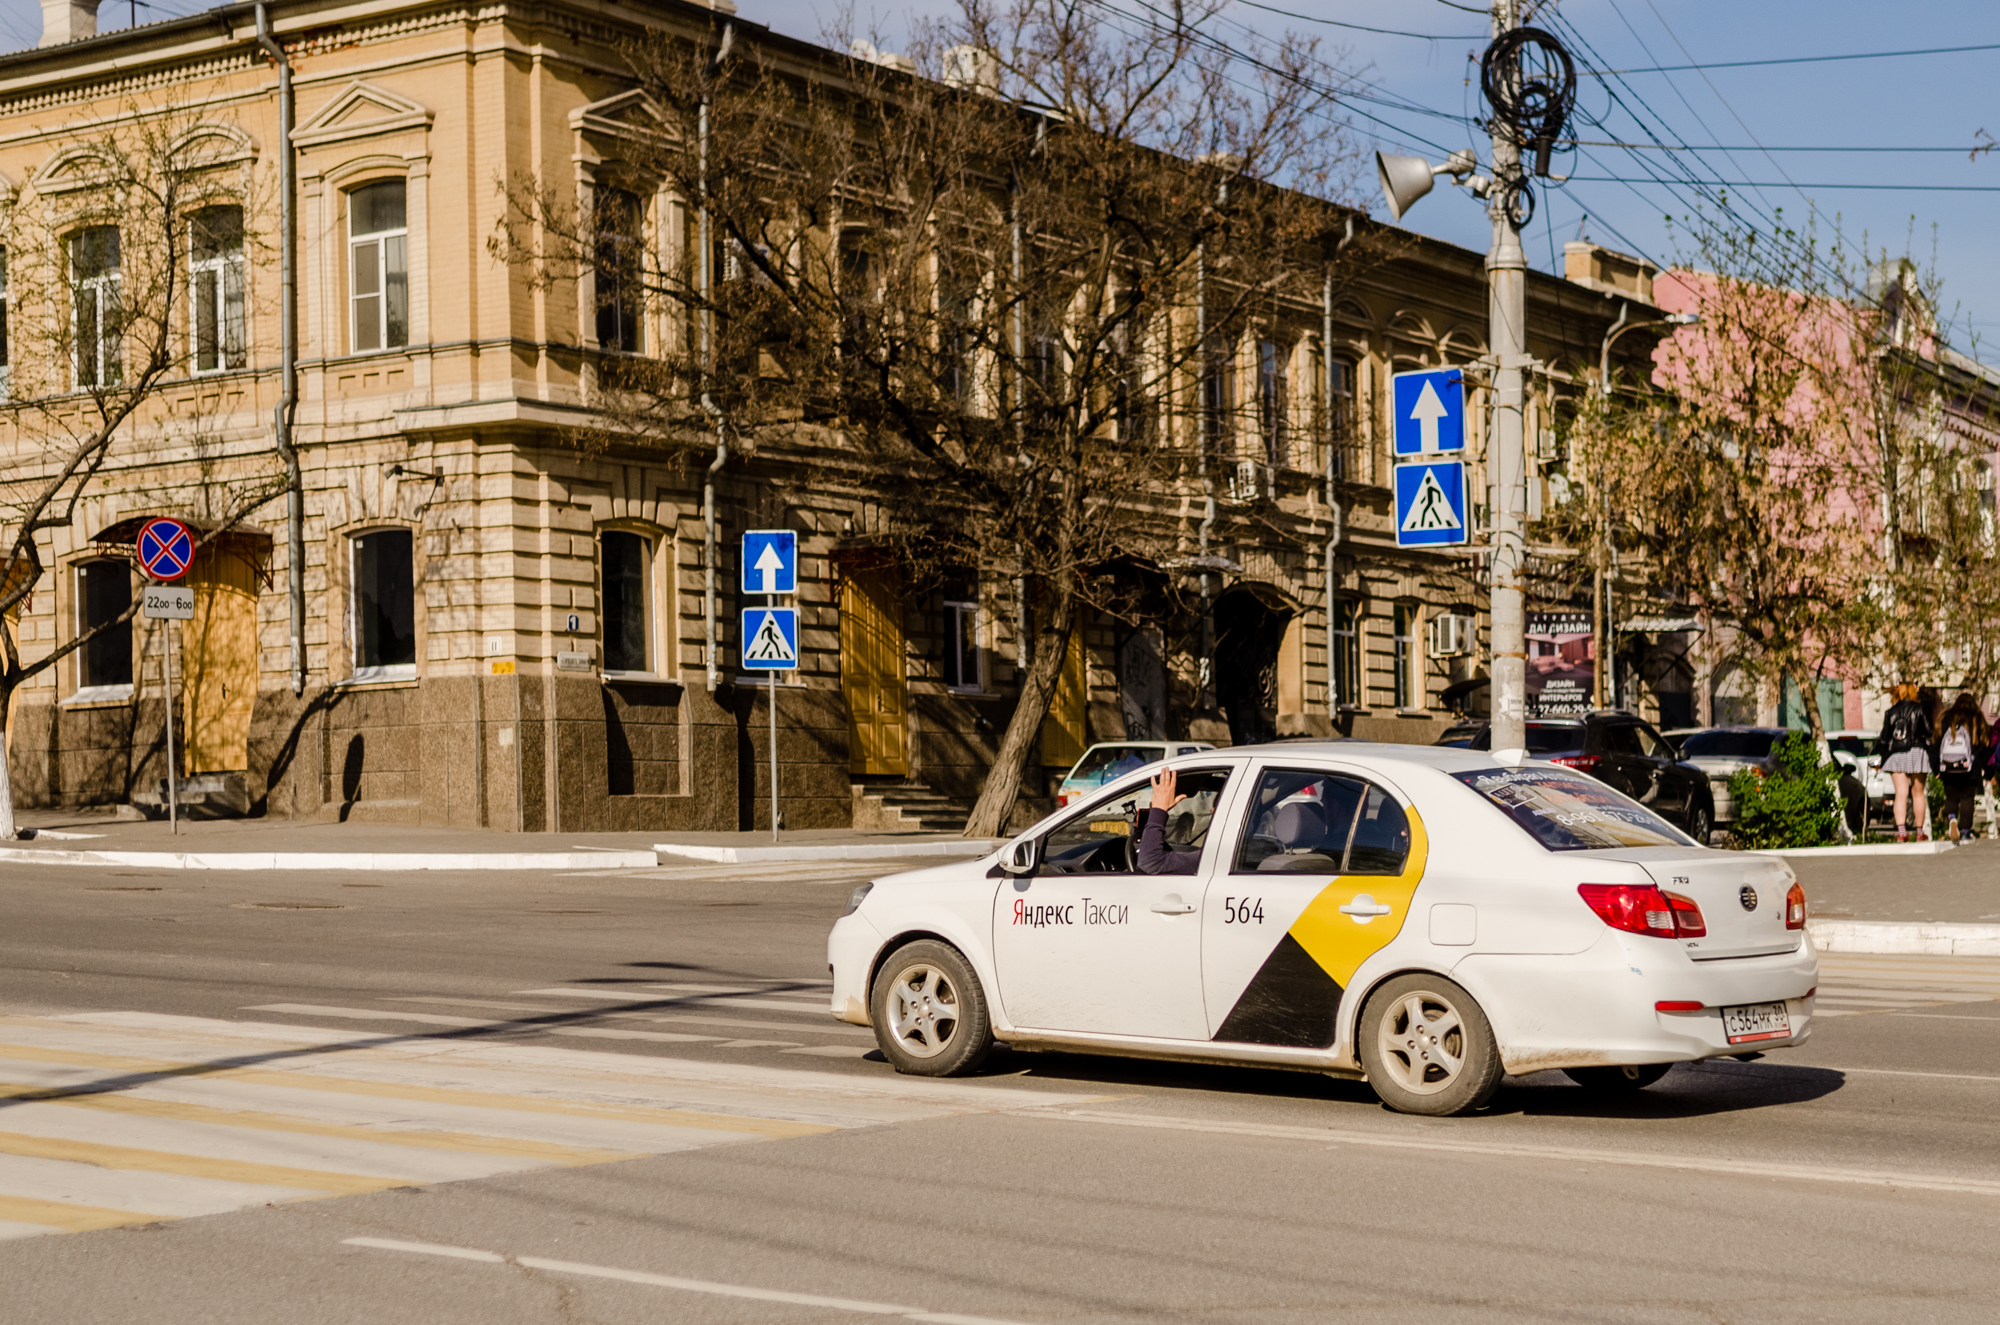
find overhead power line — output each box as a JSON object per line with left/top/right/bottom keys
{"left": 1583, "top": 40, "right": 2000, "bottom": 76}
{"left": 1568, "top": 176, "right": 2000, "bottom": 192}
{"left": 1572, "top": 141, "right": 1995, "bottom": 154}
{"left": 1232, "top": 0, "right": 1483, "bottom": 41}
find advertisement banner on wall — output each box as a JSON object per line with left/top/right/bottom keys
{"left": 1527, "top": 611, "right": 1594, "bottom": 717}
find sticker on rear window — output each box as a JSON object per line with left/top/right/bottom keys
{"left": 1453, "top": 767, "right": 1693, "bottom": 852}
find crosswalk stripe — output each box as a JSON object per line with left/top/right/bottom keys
{"left": 244, "top": 1004, "right": 727, "bottom": 1044}
{"left": 0, "top": 1081, "right": 641, "bottom": 1165}
{"left": 0, "top": 1130, "right": 398, "bottom": 1197}
{"left": 0, "top": 1042, "right": 836, "bottom": 1138}
{"left": 0, "top": 1194, "right": 161, "bottom": 1233}
{"left": 516, "top": 988, "right": 833, "bottom": 1014}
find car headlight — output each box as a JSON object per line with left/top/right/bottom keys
{"left": 841, "top": 883, "right": 874, "bottom": 917}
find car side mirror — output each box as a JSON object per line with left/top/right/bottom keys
{"left": 1000, "top": 838, "right": 1039, "bottom": 876}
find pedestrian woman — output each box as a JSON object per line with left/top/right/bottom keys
{"left": 1878, "top": 683, "right": 1934, "bottom": 842}
{"left": 1934, "top": 692, "right": 1990, "bottom": 843}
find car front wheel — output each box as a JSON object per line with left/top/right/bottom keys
{"left": 869, "top": 940, "right": 994, "bottom": 1077}
{"left": 1356, "top": 974, "right": 1503, "bottom": 1117}
{"left": 1686, "top": 802, "right": 1713, "bottom": 845}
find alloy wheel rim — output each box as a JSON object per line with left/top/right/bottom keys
{"left": 885, "top": 963, "right": 960, "bottom": 1059}
{"left": 1376, "top": 990, "right": 1465, "bottom": 1095}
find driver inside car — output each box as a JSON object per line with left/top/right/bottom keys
{"left": 1137, "top": 767, "right": 1202, "bottom": 874}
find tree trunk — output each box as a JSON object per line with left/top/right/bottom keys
{"left": 0, "top": 682, "right": 16, "bottom": 841}
{"left": 963, "top": 589, "right": 1078, "bottom": 838}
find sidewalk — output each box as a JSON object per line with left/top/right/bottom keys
{"left": 1787, "top": 837, "right": 2000, "bottom": 956}
{"left": 0, "top": 810, "right": 994, "bottom": 872}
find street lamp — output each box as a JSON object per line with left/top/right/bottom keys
{"left": 1593, "top": 302, "right": 1699, "bottom": 708}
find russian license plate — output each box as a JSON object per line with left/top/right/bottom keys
{"left": 1722, "top": 1001, "right": 1792, "bottom": 1044}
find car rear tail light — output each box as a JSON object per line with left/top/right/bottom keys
{"left": 1549, "top": 754, "right": 1602, "bottom": 772}
{"left": 1577, "top": 884, "right": 1705, "bottom": 939}
{"left": 1655, "top": 1000, "right": 1704, "bottom": 1012}
{"left": 1785, "top": 881, "right": 1807, "bottom": 930}
{"left": 1664, "top": 890, "right": 1706, "bottom": 937}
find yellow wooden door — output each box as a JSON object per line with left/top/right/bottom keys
{"left": 840, "top": 565, "right": 908, "bottom": 775}
{"left": 183, "top": 547, "right": 258, "bottom": 773}
{"left": 1038, "top": 624, "right": 1087, "bottom": 769}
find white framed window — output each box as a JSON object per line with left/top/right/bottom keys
{"left": 73, "top": 558, "right": 133, "bottom": 700}
{"left": 349, "top": 181, "right": 408, "bottom": 353}
{"left": 1258, "top": 337, "right": 1288, "bottom": 465}
{"left": 71, "top": 226, "right": 121, "bottom": 388}
{"left": 943, "top": 598, "right": 982, "bottom": 692}
{"left": 349, "top": 528, "right": 415, "bottom": 681}
{"left": 190, "top": 205, "right": 246, "bottom": 373}
{"left": 594, "top": 188, "right": 644, "bottom": 354}
{"left": 600, "top": 529, "right": 654, "bottom": 674}
{"left": 1393, "top": 603, "right": 1421, "bottom": 710}
{"left": 1331, "top": 596, "right": 1360, "bottom": 709}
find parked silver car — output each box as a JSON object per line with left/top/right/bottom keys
{"left": 1675, "top": 726, "right": 1866, "bottom": 831}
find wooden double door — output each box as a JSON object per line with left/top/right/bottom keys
{"left": 840, "top": 565, "right": 908, "bottom": 776}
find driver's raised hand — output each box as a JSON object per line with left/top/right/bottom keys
{"left": 1151, "top": 765, "right": 1189, "bottom": 810}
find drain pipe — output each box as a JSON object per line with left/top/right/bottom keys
{"left": 1195, "top": 235, "right": 1215, "bottom": 708}
{"left": 699, "top": 24, "right": 734, "bottom": 694}
{"left": 255, "top": 2, "right": 303, "bottom": 697}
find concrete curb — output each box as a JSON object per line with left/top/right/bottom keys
{"left": 655, "top": 839, "right": 1001, "bottom": 865}
{"left": 1756, "top": 841, "right": 1956, "bottom": 858}
{"left": 0, "top": 848, "right": 661, "bottom": 871}
{"left": 1807, "top": 919, "right": 2000, "bottom": 957}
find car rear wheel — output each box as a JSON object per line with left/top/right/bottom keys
{"left": 1356, "top": 975, "right": 1503, "bottom": 1117}
{"left": 1687, "top": 802, "right": 1712, "bottom": 845}
{"left": 870, "top": 940, "right": 994, "bottom": 1077}
{"left": 1563, "top": 1063, "right": 1672, "bottom": 1092}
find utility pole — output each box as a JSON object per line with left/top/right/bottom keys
{"left": 1485, "top": 0, "right": 1528, "bottom": 754}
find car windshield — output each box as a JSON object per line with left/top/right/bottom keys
{"left": 1680, "top": 731, "right": 1778, "bottom": 759}
{"left": 1063, "top": 745, "right": 1160, "bottom": 787}
{"left": 1452, "top": 766, "right": 1694, "bottom": 851}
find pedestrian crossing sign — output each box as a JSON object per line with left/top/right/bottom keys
{"left": 741, "top": 607, "right": 799, "bottom": 669}
{"left": 1393, "top": 460, "right": 1468, "bottom": 547}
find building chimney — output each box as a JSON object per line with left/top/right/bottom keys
{"left": 40, "top": 0, "right": 102, "bottom": 46}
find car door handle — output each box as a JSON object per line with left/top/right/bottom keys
{"left": 1150, "top": 896, "right": 1195, "bottom": 914}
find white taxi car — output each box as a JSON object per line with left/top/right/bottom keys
{"left": 827, "top": 742, "right": 1817, "bottom": 1116}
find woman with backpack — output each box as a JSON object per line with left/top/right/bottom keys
{"left": 1934, "top": 693, "right": 1990, "bottom": 843}
{"left": 1877, "top": 684, "right": 1934, "bottom": 842}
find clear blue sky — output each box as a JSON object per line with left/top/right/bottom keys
{"left": 8, "top": 0, "right": 1995, "bottom": 349}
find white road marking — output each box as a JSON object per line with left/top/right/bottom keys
{"left": 386, "top": 997, "right": 876, "bottom": 1039}
{"left": 243, "top": 1004, "right": 723, "bottom": 1044}
{"left": 1019, "top": 1108, "right": 2000, "bottom": 1196}
{"left": 515, "top": 988, "right": 832, "bottom": 1013}
{"left": 785, "top": 1046, "right": 875, "bottom": 1058}
{"left": 344, "top": 1236, "right": 1044, "bottom": 1324}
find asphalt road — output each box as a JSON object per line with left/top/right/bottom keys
{"left": 2, "top": 858, "right": 1998, "bottom": 1323}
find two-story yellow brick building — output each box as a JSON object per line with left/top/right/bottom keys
{"left": 0, "top": 0, "right": 1665, "bottom": 830}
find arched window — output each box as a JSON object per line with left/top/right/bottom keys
{"left": 349, "top": 181, "right": 408, "bottom": 352}
{"left": 594, "top": 188, "right": 645, "bottom": 354}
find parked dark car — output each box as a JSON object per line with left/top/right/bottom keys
{"left": 1435, "top": 711, "right": 1716, "bottom": 843}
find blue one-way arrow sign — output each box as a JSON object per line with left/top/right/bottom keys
{"left": 741, "top": 530, "right": 797, "bottom": 595}
{"left": 1392, "top": 367, "right": 1466, "bottom": 457}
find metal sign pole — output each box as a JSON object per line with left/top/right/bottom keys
{"left": 163, "top": 617, "right": 180, "bottom": 835}
{"left": 768, "top": 591, "right": 779, "bottom": 842}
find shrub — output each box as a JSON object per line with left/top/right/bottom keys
{"left": 1728, "top": 731, "right": 1842, "bottom": 850}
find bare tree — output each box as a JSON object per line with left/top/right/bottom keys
{"left": 499, "top": 0, "right": 1374, "bottom": 833}
{"left": 0, "top": 103, "right": 285, "bottom": 835}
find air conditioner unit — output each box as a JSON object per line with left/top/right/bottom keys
{"left": 1227, "top": 460, "right": 1272, "bottom": 503}
{"left": 1428, "top": 613, "right": 1475, "bottom": 658}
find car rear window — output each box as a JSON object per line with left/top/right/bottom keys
{"left": 1680, "top": 731, "right": 1778, "bottom": 759}
{"left": 1063, "top": 745, "right": 1160, "bottom": 786}
{"left": 1452, "top": 766, "right": 1694, "bottom": 851}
